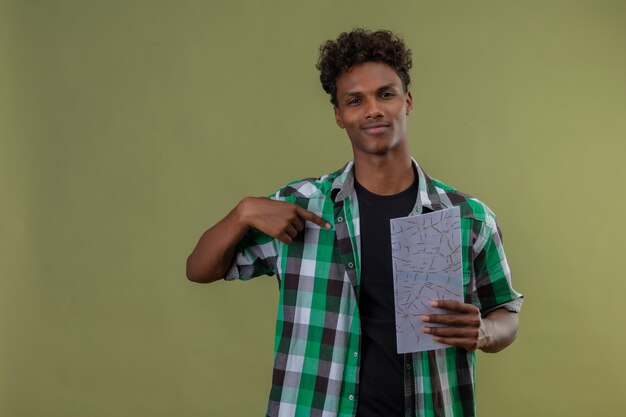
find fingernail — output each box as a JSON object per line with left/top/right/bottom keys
{"left": 429, "top": 300, "right": 438, "bottom": 308}
{"left": 420, "top": 315, "right": 429, "bottom": 322}
{"left": 325, "top": 223, "right": 331, "bottom": 229}
{"left": 423, "top": 327, "right": 430, "bottom": 334}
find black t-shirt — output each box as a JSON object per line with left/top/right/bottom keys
{"left": 354, "top": 173, "right": 424, "bottom": 417}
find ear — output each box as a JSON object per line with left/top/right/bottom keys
{"left": 405, "top": 91, "right": 414, "bottom": 115}
{"left": 334, "top": 106, "right": 345, "bottom": 129}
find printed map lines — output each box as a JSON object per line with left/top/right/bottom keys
{"left": 391, "top": 207, "right": 463, "bottom": 352}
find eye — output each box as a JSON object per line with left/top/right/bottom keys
{"left": 381, "top": 91, "right": 395, "bottom": 98}
{"left": 347, "top": 98, "right": 361, "bottom": 106}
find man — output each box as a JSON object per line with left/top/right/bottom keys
{"left": 187, "top": 29, "right": 523, "bottom": 417}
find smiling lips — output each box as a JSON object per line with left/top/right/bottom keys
{"left": 361, "top": 122, "right": 390, "bottom": 135}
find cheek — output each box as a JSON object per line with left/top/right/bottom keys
{"left": 395, "top": 110, "right": 408, "bottom": 125}
{"left": 346, "top": 125, "right": 362, "bottom": 138}
{"left": 342, "top": 118, "right": 359, "bottom": 132}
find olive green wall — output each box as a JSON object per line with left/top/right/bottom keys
{"left": 2, "top": 1, "right": 625, "bottom": 416}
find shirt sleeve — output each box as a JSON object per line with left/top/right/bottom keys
{"left": 224, "top": 226, "right": 279, "bottom": 281}
{"left": 471, "top": 217, "right": 523, "bottom": 315}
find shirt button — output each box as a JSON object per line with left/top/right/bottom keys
{"left": 348, "top": 394, "right": 354, "bottom": 401}
{"left": 337, "top": 216, "right": 344, "bottom": 223}
{"left": 347, "top": 262, "right": 354, "bottom": 268}
{"left": 353, "top": 351, "right": 358, "bottom": 358}
{"left": 406, "top": 363, "right": 412, "bottom": 370}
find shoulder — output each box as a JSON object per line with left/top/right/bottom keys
{"left": 428, "top": 176, "right": 498, "bottom": 229}
{"left": 270, "top": 165, "right": 346, "bottom": 200}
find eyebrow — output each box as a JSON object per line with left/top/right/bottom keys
{"left": 341, "top": 83, "right": 400, "bottom": 98}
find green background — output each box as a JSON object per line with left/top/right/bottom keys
{"left": 2, "top": 0, "right": 625, "bottom": 416}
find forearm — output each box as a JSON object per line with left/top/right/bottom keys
{"left": 186, "top": 199, "right": 251, "bottom": 283}
{"left": 478, "top": 308, "right": 519, "bottom": 353}
{"left": 186, "top": 196, "right": 330, "bottom": 283}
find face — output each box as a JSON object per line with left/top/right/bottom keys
{"left": 334, "top": 61, "right": 413, "bottom": 158}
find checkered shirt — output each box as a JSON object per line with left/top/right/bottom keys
{"left": 225, "top": 159, "right": 523, "bottom": 417}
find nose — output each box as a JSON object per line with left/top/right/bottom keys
{"left": 364, "top": 98, "right": 383, "bottom": 119}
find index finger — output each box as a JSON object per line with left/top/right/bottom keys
{"left": 430, "top": 300, "right": 479, "bottom": 314}
{"left": 296, "top": 206, "right": 331, "bottom": 229}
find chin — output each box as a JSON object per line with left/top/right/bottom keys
{"left": 357, "top": 146, "right": 394, "bottom": 156}
{"left": 362, "top": 140, "right": 402, "bottom": 155}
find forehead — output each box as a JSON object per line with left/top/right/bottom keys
{"left": 335, "top": 61, "right": 403, "bottom": 94}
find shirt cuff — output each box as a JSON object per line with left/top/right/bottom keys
{"left": 481, "top": 296, "right": 524, "bottom": 317}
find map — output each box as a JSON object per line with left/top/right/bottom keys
{"left": 390, "top": 207, "right": 463, "bottom": 353}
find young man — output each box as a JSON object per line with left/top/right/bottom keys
{"left": 187, "top": 29, "right": 523, "bottom": 417}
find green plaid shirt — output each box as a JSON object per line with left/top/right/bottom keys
{"left": 226, "top": 160, "right": 523, "bottom": 417}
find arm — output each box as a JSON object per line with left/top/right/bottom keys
{"left": 479, "top": 307, "right": 519, "bottom": 353}
{"left": 186, "top": 196, "right": 330, "bottom": 283}
{"left": 421, "top": 300, "right": 519, "bottom": 353}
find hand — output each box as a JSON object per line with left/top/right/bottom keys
{"left": 237, "top": 197, "right": 331, "bottom": 244}
{"left": 420, "top": 300, "right": 489, "bottom": 352}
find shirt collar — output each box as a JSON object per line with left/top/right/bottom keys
{"left": 330, "top": 158, "right": 448, "bottom": 213}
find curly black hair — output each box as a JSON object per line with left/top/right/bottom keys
{"left": 316, "top": 28, "right": 412, "bottom": 107}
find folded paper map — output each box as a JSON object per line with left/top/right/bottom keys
{"left": 390, "top": 207, "right": 463, "bottom": 353}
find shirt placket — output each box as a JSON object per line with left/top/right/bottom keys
{"left": 333, "top": 199, "right": 361, "bottom": 416}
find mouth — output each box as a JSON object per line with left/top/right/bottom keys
{"left": 361, "top": 122, "right": 390, "bottom": 135}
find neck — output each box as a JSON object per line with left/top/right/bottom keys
{"left": 353, "top": 143, "right": 414, "bottom": 196}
